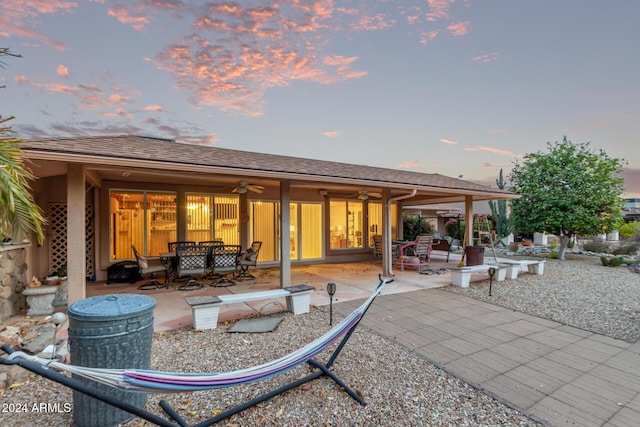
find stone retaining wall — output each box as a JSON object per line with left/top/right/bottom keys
{"left": 0, "top": 244, "right": 29, "bottom": 322}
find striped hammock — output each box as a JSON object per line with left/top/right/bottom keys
{"left": 9, "top": 280, "right": 389, "bottom": 393}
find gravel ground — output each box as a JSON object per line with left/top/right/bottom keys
{"left": 443, "top": 253, "right": 640, "bottom": 343}
{"left": 2, "top": 253, "right": 637, "bottom": 426}
{"left": 1, "top": 309, "right": 540, "bottom": 427}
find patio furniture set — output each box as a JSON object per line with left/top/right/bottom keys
{"left": 132, "top": 241, "right": 262, "bottom": 291}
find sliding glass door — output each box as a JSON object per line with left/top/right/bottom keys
{"left": 250, "top": 201, "right": 323, "bottom": 262}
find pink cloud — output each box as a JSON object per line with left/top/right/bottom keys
{"left": 0, "top": 0, "right": 78, "bottom": 50}
{"left": 420, "top": 30, "right": 439, "bottom": 45}
{"left": 322, "top": 130, "right": 342, "bottom": 138}
{"left": 351, "top": 13, "right": 396, "bottom": 31}
{"left": 108, "top": 5, "right": 150, "bottom": 31}
{"left": 144, "top": 104, "right": 163, "bottom": 112}
{"left": 464, "top": 146, "right": 519, "bottom": 157}
{"left": 57, "top": 64, "right": 69, "bottom": 77}
{"left": 440, "top": 138, "right": 458, "bottom": 145}
{"left": 7, "top": 0, "right": 475, "bottom": 119}
{"left": 489, "top": 128, "right": 507, "bottom": 134}
{"left": 398, "top": 160, "right": 421, "bottom": 168}
{"left": 14, "top": 75, "right": 30, "bottom": 84}
{"left": 153, "top": 2, "right": 369, "bottom": 116}
{"left": 447, "top": 21, "right": 471, "bottom": 37}
{"left": 426, "top": 0, "right": 455, "bottom": 22}
{"left": 472, "top": 52, "right": 501, "bottom": 63}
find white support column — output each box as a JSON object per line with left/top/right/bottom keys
{"left": 67, "top": 164, "right": 86, "bottom": 305}
{"left": 382, "top": 189, "right": 394, "bottom": 277}
{"left": 279, "top": 180, "right": 291, "bottom": 288}
{"left": 465, "top": 195, "right": 474, "bottom": 249}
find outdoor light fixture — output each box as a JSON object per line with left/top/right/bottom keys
{"left": 327, "top": 282, "right": 337, "bottom": 325}
{"left": 44, "top": 312, "right": 67, "bottom": 360}
{"left": 488, "top": 267, "right": 496, "bottom": 296}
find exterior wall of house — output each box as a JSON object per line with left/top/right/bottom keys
{"left": 23, "top": 174, "right": 391, "bottom": 287}
{"left": 30, "top": 175, "right": 67, "bottom": 281}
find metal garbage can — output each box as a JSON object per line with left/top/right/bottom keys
{"left": 68, "top": 294, "right": 156, "bottom": 427}
{"left": 465, "top": 245, "right": 485, "bottom": 266}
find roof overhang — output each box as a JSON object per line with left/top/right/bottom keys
{"left": 21, "top": 136, "right": 520, "bottom": 204}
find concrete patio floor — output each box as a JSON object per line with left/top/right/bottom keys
{"left": 83, "top": 252, "right": 456, "bottom": 332}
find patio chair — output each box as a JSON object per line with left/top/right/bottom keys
{"left": 175, "top": 244, "right": 210, "bottom": 291}
{"left": 372, "top": 234, "right": 383, "bottom": 258}
{"left": 210, "top": 244, "right": 242, "bottom": 286}
{"left": 235, "top": 241, "right": 262, "bottom": 281}
{"left": 167, "top": 241, "right": 196, "bottom": 253}
{"left": 131, "top": 245, "right": 169, "bottom": 290}
{"left": 413, "top": 234, "right": 433, "bottom": 264}
{"left": 397, "top": 235, "right": 432, "bottom": 272}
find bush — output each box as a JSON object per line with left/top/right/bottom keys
{"left": 583, "top": 239, "right": 610, "bottom": 253}
{"left": 601, "top": 256, "right": 625, "bottom": 267}
{"left": 445, "top": 219, "right": 465, "bottom": 240}
{"left": 613, "top": 241, "right": 640, "bottom": 256}
{"left": 619, "top": 221, "right": 640, "bottom": 239}
{"left": 402, "top": 215, "right": 434, "bottom": 241}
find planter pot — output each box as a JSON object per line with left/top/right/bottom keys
{"left": 508, "top": 242, "right": 520, "bottom": 252}
{"left": 464, "top": 246, "right": 485, "bottom": 266}
{"left": 607, "top": 231, "right": 619, "bottom": 241}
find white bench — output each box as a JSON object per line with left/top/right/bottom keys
{"left": 499, "top": 259, "right": 546, "bottom": 279}
{"left": 185, "top": 285, "right": 314, "bottom": 330}
{"left": 450, "top": 265, "right": 504, "bottom": 288}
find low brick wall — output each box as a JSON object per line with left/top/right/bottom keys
{"left": 0, "top": 244, "right": 30, "bottom": 322}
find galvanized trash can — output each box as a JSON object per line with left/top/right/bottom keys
{"left": 68, "top": 294, "right": 156, "bottom": 427}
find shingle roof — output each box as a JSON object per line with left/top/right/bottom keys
{"left": 21, "top": 135, "right": 516, "bottom": 200}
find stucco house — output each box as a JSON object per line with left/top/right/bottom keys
{"left": 13, "top": 135, "right": 517, "bottom": 309}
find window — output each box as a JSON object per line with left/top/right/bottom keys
{"left": 110, "top": 191, "right": 177, "bottom": 259}
{"left": 250, "top": 201, "right": 323, "bottom": 262}
{"left": 329, "top": 200, "right": 364, "bottom": 249}
{"left": 186, "top": 194, "right": 239, "bottom": 244}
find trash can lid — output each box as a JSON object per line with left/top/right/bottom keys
{"left": 68, "top": 294, "right": 156, "bottom": 321}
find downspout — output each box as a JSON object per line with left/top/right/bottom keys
{"left": 383, "top": 189, "right": 418, "bottom": 277}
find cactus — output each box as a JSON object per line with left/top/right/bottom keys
{"left": 609, "top": 257, "right": 625, "bottom": 267}
{"left": 488, "top": 169, "right": 514, "bottom": 245}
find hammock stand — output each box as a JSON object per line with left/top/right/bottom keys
{"left": 1, "top": 277, "right": 391, "bottom": 427}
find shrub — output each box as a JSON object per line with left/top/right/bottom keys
{"left": 619, "top": 221, "right": 640, "bottom": 239}
{"left": 601, "top": 256, "right": 625, "bottom": 267}
{"left": 402, "top": 215, "right": 434, "bottom": 241}
{"left": 583, "top": 239, "right": 610, "bottom": 253}
{"left": 613, "top": 241, "right": 640, "bottom": 256}
{"left": 445, "top": 219, "right": 465, "bottom": 240}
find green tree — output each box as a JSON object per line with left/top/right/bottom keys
{"left": 1, "top": 48, "right": 46, "bottom": 244}
{"left": 488, "top": 169, "right": 514, "bottom": 245}
{"left": 509, "top": 137, "right": 625, "bottom": 260}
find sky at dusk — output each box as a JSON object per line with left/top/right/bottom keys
{"left": 2, "top": 0, "right": 639, "bottom": 197}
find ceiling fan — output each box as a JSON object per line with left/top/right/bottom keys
{"left": 232, "top": 181, "right": 264, "bottom": 194}
{"left": 351, "top": 190, "right": 382, "bottom": 200}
